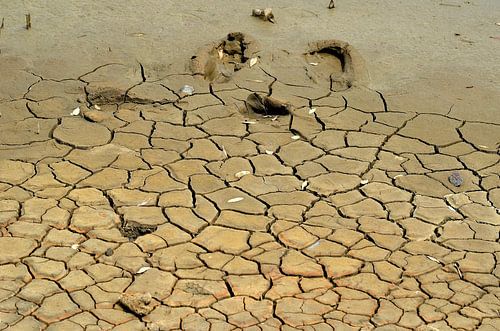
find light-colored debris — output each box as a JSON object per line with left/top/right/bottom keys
{"left": 71, "top": 244, "right": 79, "bottom": 250}
{"left": 71, "top": 107, "right": 81, "bottom": 116}
{"left": 453, "top": 262, "right": 463, "bottom": 279}
{"left": 360, "top": 179, "right": 369, "bottom": 185}
{"left": 137, "top": 199, "right": 152, "bottom": 207}
{"left": 235, "top": 170, "right": 251, "bottom": 178}
{"left": 265, "top": 150, "right": 274, "bottom": 155}
{"left": 426, "top": 255, "right": 442, "bottom": 264}
{"left": 308, "top": 107, "right": 316, "bottom": 114}
{"left": 249, "top": 57, "right": 258, "bottom": 67}
{"left": 227, "top": 197, "right": 244, "bottom": 203}
{"left": 179, "top": 85, "right": 195, "bottom": 95}
{"left": 301, "top": 180, "right": 308, "bottom": 190}
{"left": 136, "top": 266, "right": 151, "bottom": 274}
{"left": 291, "top": 135, "right": 301, "bottom": 140}
{"left": 94, "top": 105, "right": 101, "bottom": 110}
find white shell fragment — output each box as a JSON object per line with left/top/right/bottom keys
{"left": 301, "top": 180, "right": 308, "bottom": 190}
{"left": 227, "top": 197, "right": 244, "bottom": 203}
{"left": 249, "top": 57, "right": 258, "bottom": 67}
{"left": 265, "top": 150, "right": 274, "bottom": 155}
{"left": 426, "top": 255, "right": 441, "bottom": 264}
{"left": 309, "top": 62, "right": 319, "bottom": 66}
{"left": 179, "top": 85, "right": 195, "bottom": 95}
{"left": 360, "top": 179, "right": 369, "bottom": 185}
{"left": 308, "top": 107, "right": 316, "bottom": 115}
{"left": 71, "top": 244, "right": 79, "bottom": 250}
{"left": 94, "top": 105, "right": 101, "bottom": 110}
{"left": 235, "top": 170, "right": 251, "bottom": 178}
{"left": 71, "top": 107, "right": 80, "bottom": 116}
{"left": 136, "top": 266, "right": 151, "bottom": 274}
{"left": 291, "top": 135, "right": 301, "bottom": 140}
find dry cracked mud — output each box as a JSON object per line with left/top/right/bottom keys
{"left": 1, "top": 3, "right": 500, "bottom": 330}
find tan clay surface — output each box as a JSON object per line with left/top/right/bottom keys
{"left": 0, "top": 1, "right": 499, "bottom": 330}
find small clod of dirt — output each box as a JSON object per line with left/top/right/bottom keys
{"left": 190, "top": 32, "right": 260, "bottom": 82}
{"left": 119, "top": 223, "right": 157, "bottom": 241}
{"left": 104, "top": 248, "right": 114, "bottom": 256}
{"left": 245, "top": 93, "right": 291, "bottom": 116}
{"left": 119, "top": 292, "right": 155, "bottom": 316}
{"left": 83, "top": 109, "right": 111, "bottom": 123}
{"left": 252, "top": 8, "right": 275, "bottom": 23}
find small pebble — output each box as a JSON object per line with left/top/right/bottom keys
{"left": 104, "top": 248, "right": 114, "bottom": 256}
{"left": 448, "top": 171, "right": 464, "bottom": 187}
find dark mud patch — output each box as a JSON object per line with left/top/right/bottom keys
{"left": 245, "top": 92, "right": 291, "bottom": 116}
{"left": 119, "top": 222, "right": 157, "bottom": 241}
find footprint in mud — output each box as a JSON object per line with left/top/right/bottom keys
{"left": 245, "top": 92, "right": 292, "bottom": 116}
{"left": 305, "top": 39, "right": 365, "bottom": 91}
{"left": 190, "top": 32, "right": 261, "bottom": 82}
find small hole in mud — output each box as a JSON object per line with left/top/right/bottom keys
{"left": 119, "top": 223, "right": 157, "bottom": 241}
{"left": 245, "top": 93, "right": 291, "bottom": 116}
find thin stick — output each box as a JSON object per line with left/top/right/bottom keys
{"left": 1, "top": 18, "right": 4, "bottom": 30}
{"left": 328, "top": 0, "right": 335, "bottom": 9}
{"left": 25, "top": 14, "right": 31, "bottom": 30}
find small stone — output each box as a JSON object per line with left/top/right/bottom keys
{"left": 104, "top": 248, "right": 114, "bottom": 256}
{"left": 448, "top": 171, "right": 464, "bottom": 187}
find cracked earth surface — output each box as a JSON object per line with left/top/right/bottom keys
{"left": 1, "top": 29, "right": 500, "bottom": 331}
